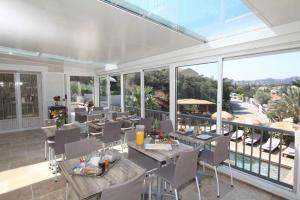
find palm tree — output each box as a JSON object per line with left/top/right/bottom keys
{"left": 292, "top": 79, "right": 300, "bottom": 87}
{"left": 267, "top": 87, "right": 300, "bottom": 123}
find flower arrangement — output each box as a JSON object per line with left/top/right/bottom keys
{"left": 51, "top": 110, "right": 66, "bottom": 129}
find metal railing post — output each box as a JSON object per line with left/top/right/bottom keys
{"left": 294, "top": 131, "right": 300, "bottom": 197}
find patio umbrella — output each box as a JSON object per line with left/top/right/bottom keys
{"left": 270, "top": 121, "right": 299, "bottom": 131}
{"left": 177, "top": 99, "right": 215, "bottom": 105}
{"left": 109, "top": 76, "right": 117, "bottom": 82}
{"left": 211, "top": 111, "right": 234, "bottom": 121}
{"left": 233, "top": 115, "right": 263, "bottom": 125}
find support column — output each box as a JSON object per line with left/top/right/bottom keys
{"left": 295, "top": 131, "right": 300, "bottom": 198}
{"left": 107, "top": 75, "right": 111, "bottom": 109}
{"left": 216, "top": 57, "right": 223, "bottom": 135}
{"left": 94, "top": 76, "right": 99, "bottom": 107}
{"left": 169, "top": 65, "right": 176, "bottom": 130}
{"left": 121, "top": 73, "right": 125, "bottom": 112}
{"left": 140, "top": 70, "right": 145, "bottom": 117}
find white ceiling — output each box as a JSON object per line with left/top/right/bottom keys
{"left": 0, "top": 0, "right": 201, "bottom": 66}
{"left": 244, "top": 0, "right": 300, "bottom": 26}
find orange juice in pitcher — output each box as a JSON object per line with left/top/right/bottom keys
{"left": 135, "top": 125, "right": 145, "bottom": 145}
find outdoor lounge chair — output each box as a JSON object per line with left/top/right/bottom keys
{"left": 245, "top": 133, "right": 261, "bottom": 145}
{"left": 262, "top": 138, "right": 280, "bottom": 152}
{"left": 231, "top": 130, "right": 244, "bottom": 141}
{"left": 282, "top": 142, "right": 295, "bottom": 158}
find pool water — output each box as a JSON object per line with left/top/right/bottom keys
{"left": 229, "top": 152, "right": 292, "bottom": 185}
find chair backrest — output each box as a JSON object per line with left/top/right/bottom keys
{"left": 126, "top": 129, "right": 136, "bottom": 142}
{"left": 87, "top": 114, "right": 102, "bottom": 122}
{"left": 121, "top": 120, "right": 132, "bottom": 128}
{"left": 160, "top": 120, "right": 174, "bottom": 134}
{"left": 102, "top": 121, "right": 122, "bottom": 143}
{"left": 139, "top": 118, "right": 153, "bottom": 132}
{"left": 93, "top": 106, "right": 103, "bottom": 111}
{"left": 174, "top": 148, "right": 200, "bottom": 188}
{"left": 74, "top": 107, "right": 86, "bottom": 113}
{"left": 54, "top": 126, "right": 81, "bottom": 155}
{"left": 213, "top": 133, "right": 233, "bottom": 165}
{"left": 116, "top": 112, "right": 129, "bottom": 118}
{"left": 65, "top": 138, "right": 99, "bottom": 160}
{"left": 100, "top": 172, "right": 146, "bottom": 200}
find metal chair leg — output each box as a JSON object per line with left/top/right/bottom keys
{"left": 174, "top": 188, "right": 179, "bottom": 200}
{"left": 195, "top": 176, "right": 201, "bottom": 200}
{"left": 66, "top": 182, "right": 68, "bottom": 200}
{"left": 44, "top": 141, "right": 47, "bottom": 160}
{"left": 228, "top": 162, "right": 234, "bottom": 187}
{"left": 142, "top": 179, "right": 145, "bottom": 200}
{"left": 148, "top": 176, "right": 152, "bottom": 200}
{"left": 214, "top": 166, "right": 220, "bottom": 198}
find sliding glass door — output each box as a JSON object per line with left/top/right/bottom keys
{"left": 20, "top": 73, "right": 42, "bottom": 128}
{"left": 0, "top": 72, "right": 42, "bottom": 132}
{"left": 110, "top": 75, "right": 121, "bottom": 111}
{"left": 0, "top": 72, "right": 18, "bottom": 131}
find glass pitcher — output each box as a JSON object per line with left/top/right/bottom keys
{"left": 135, "top": 125, "right": 145, "bottom": 145}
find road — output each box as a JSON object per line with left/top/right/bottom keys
{"left": 230, "top": 99, "right": 270, "bottom": 123}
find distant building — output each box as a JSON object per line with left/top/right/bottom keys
{"left": 271, "top": 94, "right": 282, "bottom": 101}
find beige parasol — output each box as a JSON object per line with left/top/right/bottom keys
{"left": 177, "top": 99, "right": 215, "bottom": 105}
{"left": 233, "top": 116, "right": 263, "bottom": 125}
{"left": 211, "top": 111, "right": 234, "bottom": 121}
{"left": 270, "top": 121, "right": 299, "bottom": 131}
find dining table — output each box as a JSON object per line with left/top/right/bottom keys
{"left": 59, "top": 155, "right": 146, "bottom": 199}
{"left": 168, "top": 131, "right": 221, "bottom": 146}
{"left": 127, "top": 138, "right": 193, "bottom": 199}
{"left": 42, "top": 123, "right": 79, "bottom": 138}
{"left": 127, "top": 139, "right": 193, "bottom": 163}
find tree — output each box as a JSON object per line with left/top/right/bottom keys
{"left": 292, "top": 79, "right": 300, "bottom": 87}
{"left": 254, "top": 90, "right": 271, "bottom": 105}
{"left": 267, "top": 87, "right": 300, "bottom": 123}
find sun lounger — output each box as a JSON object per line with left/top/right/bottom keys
{"left": 205, "top": 124, "right": 216, "bottom": 132}
{"left": 231, "top": 130, "right": 244, "bottom": 141}
{"left": 282, "top": 142, "right": 295, "bottom": 158}
{"left": 245, "top": 133, "right": 261, "bottom": 145}
{"left": 262, "top": 138, "right": 280, "bottom": 152}
{"left": 223, "top": 125, "right": 233, "bottom": 135}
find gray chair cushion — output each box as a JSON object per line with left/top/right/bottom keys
{"left": 100, "top": 172, "right": 146, "bottom": 200}
{"left": 128, "top": 147, "right": 158, "bottom": 172}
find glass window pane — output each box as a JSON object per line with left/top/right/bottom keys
{"left": 110, "top": 75, "right": 121, "bottom": 111}
{"left": 144, "top": 68, "right": 169, "bottom": 120}
{"left": 223, "top": 51, "right": 300, "bottom": 188}
{"left": 99, "top": 77, "right": 108, "bottom": 107}
{"left": 123, "top": 72, "right": 140, "bottom": 116}
{"left": 104, "top": 0, "right": 265, "bottom": 40}
{"left": 20, "top": 74, "right": 39, "bottom": 118}
{"left": 70, "top": 76, "right": 94, "bottom": 109}
{"left": 176, "top": 63, "right": 218, "bottom": 131}
{"left": 0, "top": 73, "right": 16, "bottom": 120}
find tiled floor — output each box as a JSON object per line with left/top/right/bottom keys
{"left": 0, "top": 129, "right": 286, "bottom": 200}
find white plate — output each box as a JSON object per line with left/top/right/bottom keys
{"left": 145, "top": 144, "right": 172, "bottom": 150}
{"left": 196, "top": 134, "right": 212, "bottom": 140}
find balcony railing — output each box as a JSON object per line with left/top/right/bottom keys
{"left": 177, "top": 113, "right": 295, "bottom": 189}
{"left": 145, "top": 108, "right": 169, "bottom": 121}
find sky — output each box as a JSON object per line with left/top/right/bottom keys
{"left": 182, "top": 51, "right": 300, "bottom": 81}
{"left": 120, "top": 0, "right": 265, "bottom": 39}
